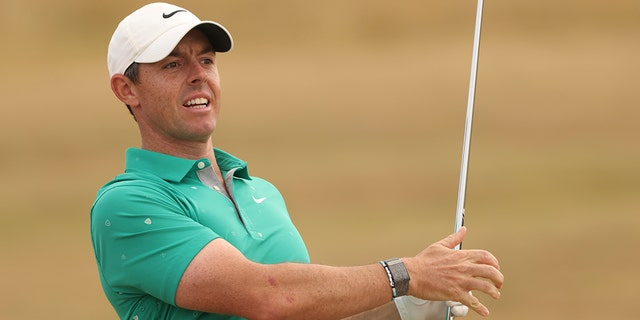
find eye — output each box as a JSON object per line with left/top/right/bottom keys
{"left": 164, "top": 61, "right": 179, "bottom": 69}
{"left": 201, "top": 57, "right": 215, "bottom": 65}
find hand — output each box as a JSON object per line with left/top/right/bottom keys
{"left": 393, "top": 296, "right": 468, "bottom": 320}
{"left": 404, "top": 227, "right": 504, "bottom": 317}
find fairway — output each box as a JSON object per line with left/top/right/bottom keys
{"left": 1, "top": 1, "right": 638, "bottom": 319}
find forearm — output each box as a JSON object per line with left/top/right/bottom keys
{"left": 257, "top": 262, "right": 393, "bottom": 319}
{"left": 342, "top": 301, "right": 401, "bottom": 320}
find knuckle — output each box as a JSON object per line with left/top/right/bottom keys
{"left": 478, "top": 250, "right": 494, "bottom": 263}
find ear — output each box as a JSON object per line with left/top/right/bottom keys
{"left": 110, "top": 74, "right": 140, "bottom": 108}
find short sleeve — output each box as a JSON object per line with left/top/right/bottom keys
{"left": 91, "top": 182, "right": 219, "bottom": 305}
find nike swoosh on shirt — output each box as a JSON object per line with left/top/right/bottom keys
{"left": 163, "top": 10, "right": 186, "bottom": 19}
{"left": 252, "top": 196, "right": 267, "bottom": 204}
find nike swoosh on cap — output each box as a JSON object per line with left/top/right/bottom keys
{"left": 163, "top": 9, "right": 186, "bottom": 19}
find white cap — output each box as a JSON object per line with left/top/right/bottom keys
{"left": 107, "top": 2, "right": 233, "bottom": 77}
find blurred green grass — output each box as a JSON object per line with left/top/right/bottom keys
{"left": 1, "top": 0, "right": 638, "bottom": 319}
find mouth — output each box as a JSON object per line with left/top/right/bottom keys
{"left": 183, "top": 97, "right": 210, "bottom": 109}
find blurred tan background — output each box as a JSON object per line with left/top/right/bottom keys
{"left": 1, "top": 0, "right": 638, "bottom": 319}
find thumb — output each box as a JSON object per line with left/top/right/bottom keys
{"left": 439, "top": 226, "right": 467, "bottom": 249}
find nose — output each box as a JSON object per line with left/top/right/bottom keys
{"left": 188, "top": 61, "right": 208, "bottom": 85}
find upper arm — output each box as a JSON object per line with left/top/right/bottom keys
{"left": 91, "top": 184, "right": 219, "bottom": 304}
{"left": 175, "top": 238, "right": 268, "bottom": 317}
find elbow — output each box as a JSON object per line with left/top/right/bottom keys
{"left": 178, "top": 292, "right": 298, "bottom": 320}
{"left": 244, "top": 294, "right": 302, "bottom": 320}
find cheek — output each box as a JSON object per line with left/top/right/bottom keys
{"left": 137, "top": 68, "right": 178, "bottom": 100}
{"left": 139, "top": 80, "right": 177, "bottom": 106}
{"left": 208, "top": 75, "right": 223, "bottom": 106}
{"left": 208, "top": 68, "right": 222, "bottom": 90}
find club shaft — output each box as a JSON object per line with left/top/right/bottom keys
{"left": 447, "top": 0, "right": 484, "bottom": 319}
{"left": 454, "top": 0, "right": 483, "bottom": 246}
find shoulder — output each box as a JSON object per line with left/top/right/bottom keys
{"left": 91, "top": 172, "right": 187, "bottom": 218}
{"left": 94, "top": 172, "right": 163, "bottom": 201}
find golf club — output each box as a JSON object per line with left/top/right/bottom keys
{"left": 446, "top": 0, "right": 484, "bottom": 318}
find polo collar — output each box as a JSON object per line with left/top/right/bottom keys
{"left": 125, "top": 148, "right": 250, "bottom": 183}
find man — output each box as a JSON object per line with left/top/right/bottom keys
{"left": 91, "top": 3, "right": 503, "bottom": 320}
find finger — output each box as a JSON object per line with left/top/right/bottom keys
{"left": 438, "top": 226, "right": 467, "bottom": 249}
{"left": 479, "top": 266, "right": 504, "bottom": 292}
{"left": 458, "top": 265, "right": 501, "bottom": 300}
{"left": 464, "top": 249, "right": 500, "bottom": 270}
{"left": 468, "top": 277, "right": 502, "bottom": 300}
{"left": 459, "top": 291, "right": 489, "bottom": 317}
{"left": 448, "top": 292, "right": 471, "bottom": 307}
{"left": 475, "top": 250, "right": 499, "bottom": 269}
{"left": 466, "top": 262, "right": 503, "bottom": 292}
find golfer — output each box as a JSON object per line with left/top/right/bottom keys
{"left": 90, "top": 3, "right": 503, "bottom": 320}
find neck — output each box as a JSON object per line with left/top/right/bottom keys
{"left": 141, "top": 136, "right": 216, "bottom": 161}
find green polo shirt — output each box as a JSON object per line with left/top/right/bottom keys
{"left": 90, "top": 148, "right": 310, "bottom": 320}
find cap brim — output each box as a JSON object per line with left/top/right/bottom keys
{"left": 196, "top": 21, "right": 233, "bottom": 52}
{"left": 135, "top": 21, "right": 233, "bottom": 64}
